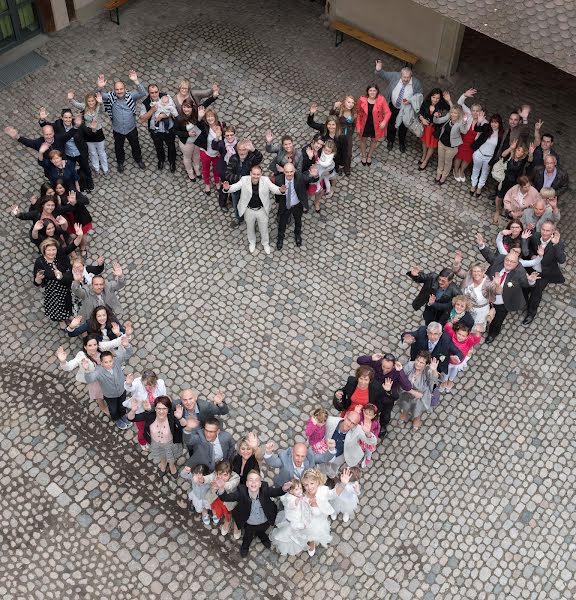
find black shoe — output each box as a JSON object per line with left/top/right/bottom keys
{"left": 117, "top": 163, "right": 125, "bottom": 173}
{"left": 485, "top": 335, "right": 496, "bottom": 344}
{"left": 158, "top": 160, "right": 165, "bottom": 170}
{"left": 240, "top": 547, "right": 249, "bottom": 558}
{"left": 387, "top": 141, "right": 393, "bottom": 150}
{"left": 137, "top": 161, "right": 146, "bottom": 170}
{"left": 169, "top": 162, "right": 176, "bottom": 173}
{"left": 295, "top": 235, "right": 302, "bottom": 247}
{"left": 399, "top": 144, "right": 406, "bottom": 153}
{"left": 276, "top": 240, "right": 283, "bottom": 250}
{"left": 261, "top": 537, "right": 271, "bottom": 549}
{"left": 522, "top": 315, "right": 535, "bottom": 326}
{"left": 230, "top": 220, "right": 241, "bottom": 228}
{"left": 378, "top": 429, "right": 387, "bottom": 439}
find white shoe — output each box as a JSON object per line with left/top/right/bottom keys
{"left": 459, "top": 176, "right": 466, "bottom": 183}
{"left": 249, "top": 243, "right": 256, "bottom": 254}
{"left": 233, "top": 528, "right": 242, "bottom": 540}
{"left": 263, "top": 244, "right": 271, "bottom": 255}
{"left": 330, "top": 512, "right": 337, "bottom": 521}
{"left": 307, "top": 545, "right": 316, "bottom": 557}
{"left": 140, "top": 444, "right": 150, "bottom": 452}
{"left": 343, "top": 513, "right": 350, "bottom": 523}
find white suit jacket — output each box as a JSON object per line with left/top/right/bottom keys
{"left": 324, "top": 416, "right": 376, "bottom": 467}
{"left": 227, "top": 175, "right": 281, "bottom": 216}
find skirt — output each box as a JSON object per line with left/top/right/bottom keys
{"left": 87, "top": 380, "right": 103, "bottom": 401}
{"left": 43, "top": 279, "right": 73, "bottom": 321}
{"left": 271, "top": 512, "right": 309, "bottom": 556}
{"left": 150, "top": 440, "right": 181, "bottom": 463}
{"left": 330, "top": 493, "right": 359, "bottom": 516}
{"left": 398, "top": 393, "right": 426, "bottom": 418}
{"left": 421, "top": 124, "right": 438, "bottom": 149}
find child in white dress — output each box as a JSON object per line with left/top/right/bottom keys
{"left": 312, "top": 140, "right": 336, "bottom": 197}
{"left": 180, "top": 464, "right": 211, "bottom": 522}
{"left": 330, "top": 465, "right": 361, "bottom": 523}
{"left": 153, "top": 95, "right": 178, "bottom": 133}
{"left": 270, "top": 479, "right": 311, "bottom": 556}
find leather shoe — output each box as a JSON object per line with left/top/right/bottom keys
{"left": 169, "top": 162, "right": 176, "bottom": 173}
{"left": 522, "top": 315, "right": 535, "bottom": 326}
{"left": 137, "top": 161, "right": 146, "bottom": 169}
{"left": 117, "top": 162, "right": 125, "bottom": 173}
{"left": 399, "top": 143, "right": 406, "bottom": 153}
{"left": 386, "top": 141, "right": 393, "bottom": 150}
{"left": 261, "top": 538, "right": 271, "bottom": 549}
{"left": 240, "top": 547, "right": 249, "bottom": 558}
{"left": 295, "top": 235, "right": 302, "bottom": 247}
{"left": 485, "top": 335, "right": 496, "bottom": 344}
{"left": 276, "top": 240, "right": 283, "bottom": 250}
{"left": 157, "top": 160, "right": 165, "bottom": 170}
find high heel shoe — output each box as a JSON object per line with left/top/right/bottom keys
{"left": 418, "top": 162, "right": 427, "bottom": 171}
{"left": 469, "top": 187, "right": 476, "bottom": 195}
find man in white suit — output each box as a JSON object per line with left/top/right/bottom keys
{"left": 323, "top": 411, "right": 377, "bottom": 477}
{"left": 223, "top": 164, "right": 285, "bottom": 254}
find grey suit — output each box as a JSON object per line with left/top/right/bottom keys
{"left": 184, "top": 429, "right": 235, "bottom": 472}
{"left": 264, "top": 447, "right": 333, "bottom": 487}
{"left": 374, "top": 71, "right": 423, "bottom": 104}
{"left": 72, "top": 276, "right": 125, "bottom": 319}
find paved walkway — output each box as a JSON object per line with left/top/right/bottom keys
{"left": 0, "top": 1, "right": 574, "bottom": 599}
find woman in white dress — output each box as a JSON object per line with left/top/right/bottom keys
{"left": 270, "top": 479, "right": 311, "bottom": 556}
{"left": 300, "top": 467, "right": 352, "bottom": 557}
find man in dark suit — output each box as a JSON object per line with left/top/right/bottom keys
{"left": 273, "top": 163, "right": 318, "bottom": 250}
{"left": 216, "top": 470, "right": 287, "bottom": 557}
{"left": 401, "top": 322, "right": 464, "bottom": 376}
{"left": 521, "top": 220, "right": 566, "bottom": 325}
{"left": 531, "top": 155, "right": 569, "bottom": 199}
{"left": 408, "top": 266, "right": 462, "bottom": 324}
{"left": 476, "top": 234, "right": 539, "bottom": 343}
{"left": 175, "top": 388, "right": 229, "bottom": 430}
{"left": 39, "top": 108, "right": 94, "bottom": 191}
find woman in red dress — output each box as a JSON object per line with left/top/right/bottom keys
{"left": 453, "top": 88, "right": 483, "bottom": 183}
{"left": 418, "top": 88, "right": 450, "bottom": 171}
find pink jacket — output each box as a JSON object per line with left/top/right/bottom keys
{"left": 503, "top": 185, "right": 540, "bottom": 217}
{"left": 444, "top": 322, "right": 481, "bottom": 359}
{"left": 356, "top": 95, "right": 391, "bottom": 140}
{"left": 305, "top": 418, "right": 326, "bottom": 446}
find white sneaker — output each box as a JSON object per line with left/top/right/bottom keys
{"left": 343, "top": 513, "right": 350, "bottom": 523}
{"left": 263, "top": 244, "right": 271, "bottom": 255}
{"left": 140, "top": 444, "right": 150, "bottom": 452}
{"left": 249, "top": 243, "right": 256, "bottom": 254}
{"left": 330, "top": 512, "right": 337, "bottom": 521}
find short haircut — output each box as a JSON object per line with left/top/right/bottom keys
{"left": 539, "top": 187, "right": 556, "bottom": 200}
{"left": 100, "top": 351, "right": 113, "bottom": 361}
{"left": 355, "top": 365, "right": 375, "bottom": 381}
{"left": 516, "top": 175, "right": 530, "bottom": 187}
{"left": 415, "top": 350, "right": 432, "bottom": 363}
{"left": 281, "top": 135, "right": 293, "bottom": 144}
{"left": 438, "top": 269, "right": 454, "bottom": 280}
{"left": 214, "top": 460, "right": 232, "bottom": 475}
{"left": 427, "top": 321, "right": 442, "bottom": 333}
{"left": 250, "top": 164, "right": 262, "bottom": 173}
{"left": 541, "top": 133, "right": 554, "bottom": 143}
{"left": 47, "top": 149, "right": 62, "bottom": 160}
{"left": 204, "top": 417, "right": 220, "bottom": 429}
{"left": 155, "top": 395, "right": 172, "bottom": 410}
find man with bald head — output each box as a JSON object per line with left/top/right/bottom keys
{"left": 263, "top": 440, "right": 334, "bottom": 486}
{"left": 476, "top": 233, "right": 540, "bottom": 343}
{"left": 521, "top": 195, "right": 560, "bottom": 233}
{"left": 323, "top": 411, "right": 378, "bottom": 477}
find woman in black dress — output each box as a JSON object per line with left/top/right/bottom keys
{"left": 33, "top": 228, "right": 83, "bottom": 329}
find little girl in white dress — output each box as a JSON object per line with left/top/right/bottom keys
{"left": 270, "top": 479, "right": 311, "bottom": 556}
{"left": 330, "top": 465, "right": 361, "bottom": 523}
{"left": 312, "top": 140, "right": 336, "bottom": 196}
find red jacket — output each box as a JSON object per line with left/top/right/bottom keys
{"left": 356, "top": 95, "right": 391, "bottom": 140}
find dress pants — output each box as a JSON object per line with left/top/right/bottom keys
{"left": 277, "top": 202, "right": 303, "bottom": 242}
{"left": 244, "top": 207, "right": 269, "bottom": 247}
{"left": 436, "top": 142, "right": 458, "bottom": 179}
{"left": 378, "top": 391, "right": 398, "bottom": 435}
{"left": 104, "top": 391, "right": 127, "bottom": 422}
{"left": 150, "top": 131, "right": 176, "bottom": 165}
{"left": 240, "top": 522, "right": 270, "bottom": 552}
{"left": 113, "top": 127, "right": 142, "bottom": 164}
{"left": 387, "top": 104, "right": 407, "bottom": 146}
{"left": 487, "top": 304, "right": 508, "bottom": 337}
{"left": 525, "top": 279, "right": 548, "bottom": 317}
{"left": 67, "top": 153, "right": 94, "bottom": 190}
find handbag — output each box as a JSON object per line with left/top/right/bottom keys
{"left": 332, "top": 390, "right": 350, "bottom": 412}
{"left": 491, "top": 156, "right": 507, "bottom": 183}
{"left": 406, "top": 109, "right": 423, "bottom": 138}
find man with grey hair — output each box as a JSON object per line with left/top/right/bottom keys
{"left": 374, "top": 61, "right": 423, "bottom": 152}
{"left": 531, "top": 154, "right": 569, "bottom": 199}
{"left": 401, "top": 321, "right": 464, "bottom": 375}
{"left": 521, "top": 196, "right": 560, "bottom": 234}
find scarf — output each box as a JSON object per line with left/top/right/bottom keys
{"left": 224, "top": 138, "right": 237, "bottom": 163}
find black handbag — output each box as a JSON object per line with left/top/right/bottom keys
{"left": 332, "top": 390, "right": 350, "bottom": 412}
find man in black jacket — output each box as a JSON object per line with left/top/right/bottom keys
{"left": 401, "top": 322, "right": 464, "bottom": 376}
{"left": 39, "top": 108, "right": 94, "bottom": 191}
{"left": 521, "top": 221, "right": 566, "bottom": 325}
{"left": 217, "top": 470, "right": 287, "bottom": 557}
{"left": 225, "top": 140, "right": 263, "bottom": 227}
{"left": 408, "top": 266, "right": 462, "bottom": 325}
{"left": 273, "top": 163, "right": 318, "bottom": 250}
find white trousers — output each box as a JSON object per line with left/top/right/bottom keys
{"left": 446, "top": 356, "right": 469, "bottom": 381}
{"left": 244, "top": 207, "right": 269, "bottom": 247}
{"left": 471, "top": 150, "right": 491, "bottom": 189}
{"left": 87, "top": 141, "right": 109, "bottom": 173}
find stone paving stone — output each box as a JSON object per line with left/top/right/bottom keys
{"left": 0, "top": 1, "right": 574, "bottom": 599}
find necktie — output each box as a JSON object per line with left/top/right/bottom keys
{"left": 286, "top": 180, "right": 292, "bottom": 209}
{"left": 147, "top": 387, "right": 155, "bottom": 406}
{"left": 499, "top": 271, "right": 507, "bottom": 285}
{"left": 395, "top": 84, "right": 406, "bottom": 108}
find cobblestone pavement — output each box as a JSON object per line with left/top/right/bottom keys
{"left": 0, "top": 1, "right": 575, "bottom": 599}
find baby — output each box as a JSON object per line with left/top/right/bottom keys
{"left": 153, "top": 94, "right": 178, "bottom": 133}
{"left": 315, "top": 139, "right": 336, "bottom": 197}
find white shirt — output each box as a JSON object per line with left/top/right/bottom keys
{"left": 391, "top": 79, "right": 413, "bottom": 106}
{"left": 212, "top": 436, "right": 224, "bottom": 462}
{"left": 205, "top": 129, "right": 219, "bottom": 157}
{"left": 494, "top": 270, "right": 508, "bottom": 305}
{"left": 479, "top": 131, "right": 498, "bottom": 157}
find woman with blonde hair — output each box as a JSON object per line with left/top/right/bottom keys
{"left": 300, "top": 466, "right": 352, "bottom": 557}
{"left": 194, "top": 106, "right": 225, "bottom": 194}
{"left": 433, "top": 97, "right": 468, "bottom": 184}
